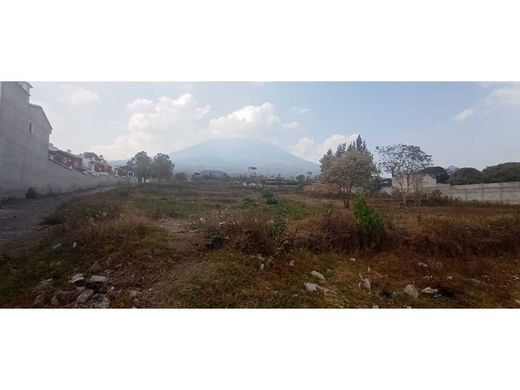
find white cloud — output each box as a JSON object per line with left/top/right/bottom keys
{"left": 94, "top": 94, "right": 210, "bottom": 159}
{"left": 61, "top": 88, "right": 100, "bottom": 106}
{"left": 453, "top": 108, "right": 474, "bottom": 121}
{"left": 487, "top": 83, "right": 520, "bottom": 107}
{"left": 94, "top": 97, "right": 303, "bottom": 160}
{"left": 288, "top": 133, "right": 359, "bottom": 162}
{"left": 283, "top": 121, "right": 300, "bottom": 130}
{"left": 291, "top": 107, "right": 311, "bottom": 115}
{"left": 206, "top": 101, "right": 297, "bottom": 138}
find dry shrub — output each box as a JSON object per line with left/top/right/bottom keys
{"left": 201, "top": 209, "right": 276, "bottom": 255}
{"left": 395, "top": 214, "right": 520, "bottom": 257}
{"left": 286, "top": 210, "right": 359, "bottom": 252}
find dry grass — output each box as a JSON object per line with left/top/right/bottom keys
{"left": 1, "top": 182, "right": 520, "bottom": 308}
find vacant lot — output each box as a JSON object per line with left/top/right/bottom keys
{"left": 1, "top": 182, "right": 520, "bottom": 308}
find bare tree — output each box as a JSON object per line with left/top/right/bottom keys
{"left": 376, "top": 144, "right": 432, "bottom": 206}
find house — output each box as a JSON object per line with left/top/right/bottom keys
{"left": 49, "top": 145, "right": 83, "bottom": 170}
{"left": 0, "top": 82, "right": 53, "bottom": 197}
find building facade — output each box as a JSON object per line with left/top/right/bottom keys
{"left": 0, "top": 82, "right": 53, "bottom": 198}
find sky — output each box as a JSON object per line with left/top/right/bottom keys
{"left": 30, "top": 82, "right": 520, "bottom": 169}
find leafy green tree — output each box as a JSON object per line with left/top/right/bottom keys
{"left": 320, "top": 148, "right": 378, "bottom": 208}
{"left": 377, "top": 144, "right": 433, "bottom": 206}
{"left": 128, "top": 151, "right": 152, "bottom": 183}
{"left": 334, "top": 143, "right": 347, "bottom": 158}
{"left": 151, "top": 153, "right": 175, "bottom": 182}
{"left": 482, "top": 162, "right": 520, "bottom": 183}
{"left": 449, "top": 167, "right": 482, "bottom": 185}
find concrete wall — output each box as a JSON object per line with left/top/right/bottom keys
{"left": 0, "top": 82, "right": 124, "bottom": 199}
{"left": 435, "top": 182, "right": 520, "bottom": 204}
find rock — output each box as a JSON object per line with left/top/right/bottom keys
{"left": 288, "top": 260, "right": 295, "bottom": 267}
{"left": 403, "top": 284, "right": 419, "bottom": 299}
{"left": 52, "top": 243, "right": 63, "bottom": 251}
{"left": 417, "top": 262, "right": 428, "bottom": 268}
{"left": 310, "top": 270, "right": 325, "bottom": 281}
{"left": 72, "top": 242, "right": 77, "bottom": 249}
{"left": 39, "top": 278, "right": 54, "bottom": 287}
{"left": 51, "top": 290, "right": 74, "bottom": 306}
{"left": 304, "top": 282, "right": 320, "bottom": 293}
{"left": 349, "top": 257, "right": 357, "bottom": 262}
{"left": 87, "top": 275, "right": 108, "bottom": 284}
{"left": 76, "top": 289, "right": 94, "bottom": 304}
{"left": 89, "top": 261, "right": 102, "bottom": 273}
{"left": 33, "top": 294, "right": 46, "bottom": 306}
{"left": 359, "top": 275, "right": 371, "bottom": 290}
{"left": 129, "top": 290, "right": 140, "bottom": 299}
{"left": 259, "top": 263, "right": 265, "bottom": 271}
{"left": 421, "top": 287, "right": 438, "bottom": 294}
{"left": 372, "top": 305, "right": 380, "bottom": 309}
{"left": 51, "top": 295, "right": 59, "bottom": 306}
{"left": 92, "top": 294, "right": 110, "bottom": 308}
{"left": 69, "top": 273, "right": 85, "bottom": 285}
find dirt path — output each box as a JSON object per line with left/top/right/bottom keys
{"left": 0, "top": 187, "right": 115, "bottom": 244}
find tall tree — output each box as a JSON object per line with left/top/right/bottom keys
{"left": 421, "top": 166, "right": 449, "bottom": 184}
{"left": 482, "top": 162, "right": 520, "bottom": 183}
{"left": 334, "top": 143, "right": 347, "bottom": 158}
{"left": 320, "top": 148, "right": 378, "bottom": 208}
{"left": 376, "top": 144, "right": 433, "bottom": 206}
{"left": 347, "top": 135, "right": 368, "bottom": 152}
{"left": 151, "top": 153, "right": 175, "bottom": 182}
{"left": 128, "top": 151, "right": 152, "bottom": 183}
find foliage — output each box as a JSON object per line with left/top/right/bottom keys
{"left": 320, "top": 147, "right": 378, "bottom": 208}
{"left": 262, "top": 189, "right": 275, "bottom": 199}
{"left": 422, "top": 166, "right": 449, "bottom": 184}
{"left": 127, "top": 151, "right": 152, "bottom": 183}
{"left": 449, "top": 167, "right": 482, "bottom": 185}
{"left": 25, "top": 187, "right": 39, "bottom": 199}
{"left": 482, "top": 162, "right": 520, "bottom": 183}
{"left": 347, "top": 135, "right": 368, "bottom": 152}
{"left": 353, "top": 194, "right": 384, "bottom": 245}
{"left": 377, "top": 144, "right": 433, "bottom": 206}
{"left": 174, "top": 172, "right": 188, "bottom": 181}
{"left": 151, "top": 153, "right": 175, "bottom": 182}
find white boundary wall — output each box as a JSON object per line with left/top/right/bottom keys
{"left": 435, "top": 182, "right": 520, "bottom": 204}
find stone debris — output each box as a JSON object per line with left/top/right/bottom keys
{"left": 259, "top": 263, "right": 265, "bottom": 271}
{"left": 69, "top": 274, "right": 85, "bottom": 285}
{"left": 304, "top": 282, "right": 329, "bottom": 294}
{"left": 89, "top": 260, "right": 102, "bottom": 273}
{"left": 349, "top": 257, "right": 357, "bottom": 262}
{"left": 129, "top": 290, "right": 141, "bottom": 299}
{"left": 76, "top": 289, "right": 95, "bottom": 304}
{"left": 288, "top": 260, "right": 295, "bottom": 267}
{"left": 52, "top": 243, "right": 63, "bottom": 251}
{"left": 72, "top": 242, "right": 77, "bottom": 249}
{"left": 421, "top": 287, "right": 439, "bottom": 294}
{"left": 403, "top": 284, "right": 419, "bottom": 299}
{"left": 87, "top": 275, "right": 108, "bottom": 284}
{"left": 33, "top": 294, "right": 45, "bottom": 306}
{"left": 91, "top": 293, "right": 110, "bottom": 308}
{"left": 359, "top": 274, "right": 371, "bottom": 290}
{"left": 310, "top": 270, "right": 325, "bottom": 281}
{"left": 418, "top": 262, "right": 428, "bottom": 268}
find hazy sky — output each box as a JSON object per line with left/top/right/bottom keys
{"left": 30, "top": 82, "right": 520, "bottom": 168}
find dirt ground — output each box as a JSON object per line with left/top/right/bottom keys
{"left": 0, "top": 187, "right": 115, "bottom": 243}
{"left": 1, "top": 182, "right": 520, "bottom": 308}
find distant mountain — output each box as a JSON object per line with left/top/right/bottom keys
{"left": 169, "top": 138, "right": 320, "bottom": 177}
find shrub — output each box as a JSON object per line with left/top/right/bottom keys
{"left": 25, "top": 187, "right": 39, "bottom": 199}
{"left": 354, "top": 194, "right": 384, "bottom": 246}
{"left": 266, "top": 197, "right": 279, "bottom": 205}
{"left": 262, "top": 189, "right": 275, "bottom": 199}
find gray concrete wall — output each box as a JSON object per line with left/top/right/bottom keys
{"left": 1, "top": 82, "right": 124, "bottom": 199}
{"left": 436, "top": 182, "right": 520, "bottom": 204}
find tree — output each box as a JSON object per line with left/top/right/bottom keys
{"left": 377, "top": 144, "right": 433, "bottom": 206}
{"left": 421, "top": 166, "right": 449, "bottom": 184}
{"left": 320, "top": 148, "right": 378, "bottom": 208}
{"left": 449, "top": 167, "right": 482, "bottom": 185}
{"left": 82, "top": 152, "right": 101, "bottom": 161}
{"left": 347, "top": 135, "right": 368, "bottom": 152}
{"left": 128, "top": 151, "right": 152, "bottom": 183}
{"left": 482, "top": 162, "right": 520, "bottom": 183}
{"left": 151, "top": 153, "right": 174, "bottom": 182}
{"left": 334, "top": 143, "right": 347, "bottom": 158}
{"left": 174, "top": 172, "right": 188, "bottom": 181}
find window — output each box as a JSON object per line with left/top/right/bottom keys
{"left": 29, "top": 122, "right": 34, "bottom": 134}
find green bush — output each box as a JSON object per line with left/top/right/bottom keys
{"left": 266, "top": 197, "right": 279, "bottom": 205}
{"left": 262, "top": 189, "right": 275, "bottom": 199}
{"left": 354, "top": 194, "right": 384, "bottom": 245}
